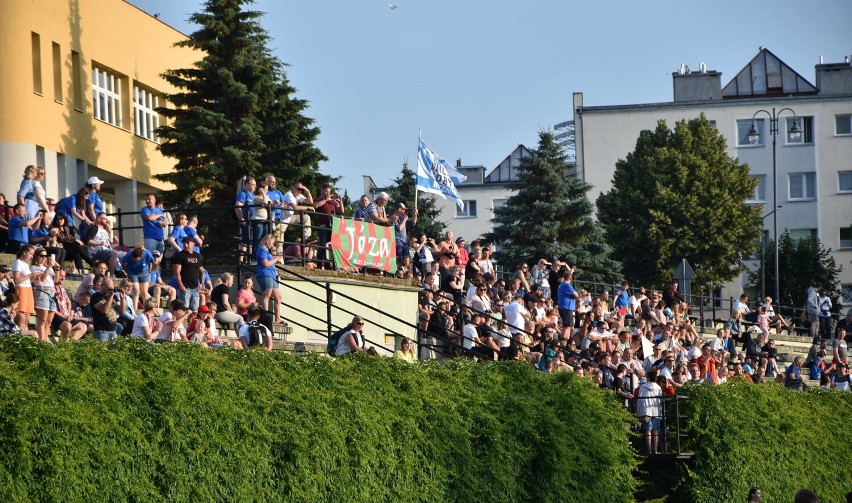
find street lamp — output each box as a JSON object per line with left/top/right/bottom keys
{"left": 747, "top": 108, "right": 800, "bottom": 304}
{"left": 760, "top": 205, "right": 782, "bottom": 301}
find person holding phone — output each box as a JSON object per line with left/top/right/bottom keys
{"left": 90, "top": 277, "right": 124, "bottom": 342}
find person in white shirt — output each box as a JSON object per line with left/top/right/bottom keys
{"left": 132, "top": 297, "right": 161, "bottom": 340}
{"left": 461, "top": 313, "right": 482, "bottom": 354}
{"left": 503, "top": 294, "right": 529, "bottom": 335}
{"left": 336, "top": 315, "right": 366, "bottom": 356}
{"left": 635, "top": 370, "right": 663, "bottom": 454}
{"left": 154, "top": 300, "right": 189, "bottom": 343}
{"left": 279, "top": 182, "right": 314, "bottom": 252}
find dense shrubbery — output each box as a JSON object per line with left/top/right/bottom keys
{"left": 0, "top": 335, "right": 636, "bottom": 502}
{"left": 679, "top": 381, "right": 852, "bottom": 502}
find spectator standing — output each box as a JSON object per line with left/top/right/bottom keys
{"left": 256, "top": 233, "right": 284, "bottom": 325}
{"left": 120, "top": 244, "right": 155, "bottom": 309}
{"left": 817, "top": 290, "right": 833, "bottom": 340}
{"left": 557, "top": 269, "right": 580, "bottom": 340}
{"left": 353, "top": 194, "right": 374, "bottom": 221}
{"left": 234, "top": 177, "right": 256, "bottom": 261}
{"left": 90, "top": 277, "right": 124, "bottom": 342}
{"left": 11, "top": 245, "right": 36, "bottom": 331}
{"left": 392, "top": 202, "right": 417, "bottom": 263}
{"left": 250, "top": 182, "right": 271, "bottom": 258}
{"left": 368, "top": 192, "right": 393, "bottom": 225}
{"left": 140, "top": 194, "right": 168, "bottom": 254}
{"left": 264, "top": 174, "right": 285, "bottom": 248}
{"left": 805, "top": 283, "right": 820, "bottom": 337}
{"left": 312, "top": 185, "right": 343, "bottom": 268}
{"left": 82, "top": 177, "right": 105, "bottom": 239}
{"left": 173, "top": 237, "right": 205, "bottom": 312}
{"left": 164, "top": 213, "right": 189, "bottom": 258}
{"left": 54, "top": 188, "right": 88, "bottom": 234}
{"left": 636, "top": 370, "right": 663, "bottom": 454}
{"left": 280, "top": 182, "right": 314, "bottom": 247}
{"left": 17, "top": 165, "right": 49, "bottom": 220}
{"left": 835, "top": 309, "right": 852, "bottom": 341}
{"left": 30, "top": 249, "right": 59, "bottom": 341}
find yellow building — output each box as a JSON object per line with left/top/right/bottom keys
{"left": 0, "top": 0, "right": 194, "bottom": 234}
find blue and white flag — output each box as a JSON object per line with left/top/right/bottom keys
{"left": 417, "top": 138, "right": 465, "bottom": 210}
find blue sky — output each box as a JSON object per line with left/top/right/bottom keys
{"left": 129, "top": 0, "right": 852, "bottom": 199}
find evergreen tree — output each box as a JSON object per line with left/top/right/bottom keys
{"left": 384, "top": 161, "right": 446, "bottom": 239}
{"left": 597, "top": 115, "right": 761, "bottom": 290}
{"left": 484, "top": 131, "right": 621, "bottom": 284}
{"left": 749, "top": 232, "right": 843, "bottom": 313}
{"left": 155, "top": 0, "right": 327, "bottom": 209}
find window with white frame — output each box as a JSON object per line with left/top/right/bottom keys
{"left": 788, "top": 228, "right": 817, "bottom": 242}
{"left": 789, "top": 172, "right": 816, "bottom": 200}
{"left": 748, "top": 175, "right": 766, "bottom": 202}
{"left": 841, "top": 284, "right": 852, "bottom": 304}
{"left": 839, "top": 171, "right": 852, "bottom": 192}
{"left": 836, "top": 114, "right": 852, "bottom": 136}
{"left": 133, "top": 85, "right": 159, "bottom": 142}
{"left": 738, "top": 118, "right": 764, "bottom": 146}
{"left": 92, "top": 66, "right": 122, "bottom": 127}
{"left": 786, "top": 116, "right": 814, "bottom": 144}
{"left": 840, "top": 227, "right": 852, "bottom": 249}
{"left": 456, "top": 200, "right": 477, "bottom": 218}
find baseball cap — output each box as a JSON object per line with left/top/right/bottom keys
{"left": 395, "top": 202, "right": 407, "bottom": 210}
{"left": 376, "top": 192, "right": 390, "bottom": 201}
{"left": 197, "top": 305, "right": 211, "bottom": 313}
{"left": 87, "top": 176, "right": 105, "bottom": 185}
{"left": 455, "top": 237, "right": 465, "bottom": 243}
{"left": 0, "top": 265, "right": 9, "bottom": 273}
{"left": 152, "top": 250, "right": 162, "bottom": 257}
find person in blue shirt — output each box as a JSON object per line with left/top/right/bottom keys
{"left": 121, "top": 243, "right": 155, "bottom": 310}
{"left": 5, "top": 203, "right": 42, "bottom": 253}
{"left": 184, "top": 215, "right": 204, "bottom": 247}
{"left": 165, "top": 214, "right": 189, "bottom": 259}
{"left": 264, "top": 174, "right": 285, "bottom": 243}
{"left": 557, "top": 268, "right": 580, "bottom": 340}
{"left": 234, "top": 178, "right": 256, "bottom": 261}
{"left": 256, "top": 233, "right": 284, "bottom": 325}
{"left": 140, "top": 193, "right": 168, "bottom": 254}
{"left": 17, "top": 165, "right": 49, "bottom": 219}
{"left": 79, "top": 177, "right": 104, "bottom": 238}
{"left": 614, "top": 281, "right": 630, "bottom": 318}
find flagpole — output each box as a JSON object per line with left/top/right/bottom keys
{"left": 415, "top": 130, "right": 421, "bottom": 212}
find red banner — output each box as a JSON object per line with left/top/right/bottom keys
{"left": 330, "top": 216, "right": 397, "bottom": 273}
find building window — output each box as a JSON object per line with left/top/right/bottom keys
{"left": 786, "top": 116, "right": 813, "bottom": 144}
{"left": 738, "top": 118, "right": 764, "bottom": 146}
{"left": 32, "top": 32, "right": 42, "bottom": 95}
{"left": 133, "top": 85, "right": 159, "bottom": 142}
{"left": 92, "top": 66, "right": 122, "bottom": 127}
{"left": 841, "top": 227, "right": 852, "bottom": 249}
{"left": 836, "top": 114, "right": 852, "bottom": 136}
{"left": 52, "top": 42, "right": 62, "bottom": 102}
{"left": 748, "top": 175, "right": 766, "bottom": 202}
{"left": 841, "top": 284, "right": 852, "bottom": 305}
{"left": 71, "top": 51, "right": 83, "bottom": 110}
{"left": 788, "top": 228, "right": 817, "bottom": 242}
{"left": 839, "top": 171, "right": 852, "bottom": 192}
{"left": 456, "top": 200, "right": 477, "bottom": 218}
{"left": 789, "top": 172, "right": 816, "bottom": 200}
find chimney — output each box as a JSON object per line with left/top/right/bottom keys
{"left": 815, "top": 56, "right": 852, "bottom": 95}
{"left": 456, "top": 158, "right": 461, "bottom": 167}
{"left": 672, "top": 62, "right": 721, "bottom": 102}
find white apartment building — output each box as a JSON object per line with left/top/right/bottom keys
{"left": 574, "top": 49, "right": 852, "bottom": 304}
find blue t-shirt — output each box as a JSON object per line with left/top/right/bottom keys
{"left": 557, "top": 281, "right": 577, "bottom": 311}
{"left": 121, "top": 249, "right": 155, "bottom": 275}
{"left": 235, "top": 189, "right": 253, "bottom": 221}
{"left": 150, "top": 269, "right": 161, "bottom": 285}
{"left": 184, "top": 226, "right": 198, "bottom": 240}
{"left": 614, "top": 287, "right": 629, "bottom": 309}
{"left": 31, "top": 225, "right": 50, "bottom": 240}
{"left": 256, "top": 246, "right": 276, "bottom": 278}
{"left": 169, "top": 225, "right": 187, "bottom": 245}
{"left": 140, "top": 206, "right": 166, "bottom": 240}
{"left": 87, "top": 191, "right": 104, "bottom": 219}
{"left": 8, "top": 216, "right": 28, "bottom": 243}
{"left": 353, "top": 203, "right": 376, "bottom": 222}
{"left": 267, "top": 189, "right": 284, "bottom": 221}
{"left": 55, "top": 195, "right": 76, "bottom": 225}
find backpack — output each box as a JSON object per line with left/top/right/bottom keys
{"left": 246, "top": 321, "right": 268, "bottom": 348}
{"left": 327, "top": 325, "right": 352, "bottom": 356}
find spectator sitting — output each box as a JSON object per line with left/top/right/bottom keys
{"left": 394, "top": 337, "right": 416, "bottom": 363}
{"left": 5, "top": 203, "right": 42, "bottom": 253}
{"left": 0, "top": 293, "right": 38, "bottom": 337}
{"left": 785, "top": 356, "right": 806, "bottom": 390}
{"left": 85, "top": 213, "right": 121, "bottom": 275}
{"left": 336, "top": 315, "right": 367, "bottom": 356}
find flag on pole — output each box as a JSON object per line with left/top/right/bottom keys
{"left": 417, "top": 138, "right": 465, "bottom": 210}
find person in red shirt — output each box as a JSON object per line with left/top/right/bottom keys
{"left": 696, "top": 343, "right": 719, "bottom": 384}
{"left": 312, "top": 185, "right": 343, "bottom": 269}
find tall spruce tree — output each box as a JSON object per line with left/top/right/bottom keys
{"left": 384, "top": 161, "right": 446, "bottom": 239}
{"left": 597, "top": 114, "right": 762, "bottom": 290}
{"left": 484, "top": 131, "right": 621, "bottom": 284}
{"left": 155, "top": 0, "right": 327, "bottom": 209}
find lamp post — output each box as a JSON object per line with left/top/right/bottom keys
{"left": 748, "top": 108, "right": 800, "bottom": 304}
{"left": 760, "top": 205, "right": 782, "bottom": 301}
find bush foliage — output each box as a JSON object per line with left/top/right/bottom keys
{"left": 0, "top": 335, "right": 636, "bottom": 502}
{"left": 679, "top": 381, "right": 852, "bottom": 503}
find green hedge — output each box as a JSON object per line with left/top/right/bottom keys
{"left": 0, "top": 335, "right": 637, "bottom": 502}
{"left": 679, "top": 381, "right": 852, "bottom": 502}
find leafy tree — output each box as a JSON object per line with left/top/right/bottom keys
{"left": 596, "top": 114, "right": 761, "bottom": 290}
{"left": 484, "top": 131, "right": 621, "bottom": 284}
{"left": 384, "top": 161, "right": 446, "bottom": 239}
{"left": 749, "top": 232, "right": 843, "bottom": 313}
{"left": 155, "top": 0, "right": 328, "bottom": 210}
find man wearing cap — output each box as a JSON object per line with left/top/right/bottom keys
{"left": 140, "top": 194, "right": 168, "bottom": 254}
{"left": 367, "top": 192, "right": 394, "bottom": 225}
{"left": 82, "top": 176, "right": 105, "bottom": 238}
{"left": 280, "top": 182, "right": 314, "bottom": 251}
{"left": 173, "top": 236, "right": 206, "bottom": 312}
{"left": 312, "top": 185, "right": 343, "bottom": 268}
{"left": 393, "top": 202, "right": 418, "bottom": 261}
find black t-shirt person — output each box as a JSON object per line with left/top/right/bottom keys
{"left": 175, "top": 250, "right": 203, "bottom": 290}
{"left": 90, "top": 291, "right": 117, "bottom": 332}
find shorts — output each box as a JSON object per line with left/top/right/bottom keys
{"left": 33, "top": 289, "right": 58, "bottom": 312}
{"left": 16, "top": 286, "right": 34, "bottom": 315}
{"left": 558, "top": 308, "right": 575, "bottom": 329}
{"left": 642, "top": 417, "right": 661, "bottom": 432}
{"left": 807, "top": 312, "right": 818, "bottom": 323}
{"left": 50, "top": 314, "right": 67, "bottom": 331}
{"left": 127, "top": 272, "right": 151, "bottom": 284}
{"left": 92, "top": 249, "right": 113, "bottom": 262}
{"left": 255, "top": 275, "right": 277, "bottom": 291}
{"left": 616, "top": 306, "right": 627, "bottom": 317}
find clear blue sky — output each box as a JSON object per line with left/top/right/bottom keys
{"left": 129, "top": 0, "right": 852, "bottom": 199}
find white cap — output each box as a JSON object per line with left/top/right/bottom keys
{"left": 376, "top": 191, "right": 390, "bottom": 201}
{"left": 87, "top": 176, "right": 105, "bottom": 185}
